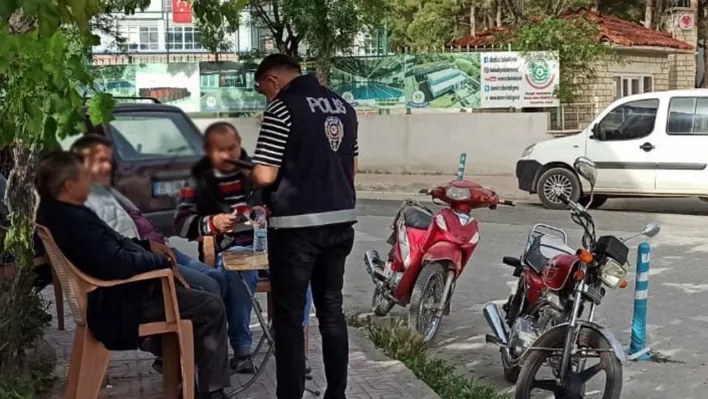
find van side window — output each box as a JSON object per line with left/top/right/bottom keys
{"left": 667, "top": 97, "right": 708, "bottom": 135}
{"left": 596, "top": 99, "right": 659, "bottom": 141}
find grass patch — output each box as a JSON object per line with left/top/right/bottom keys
{"left": 348, "top": 314, "right": 508, "bottom": 399}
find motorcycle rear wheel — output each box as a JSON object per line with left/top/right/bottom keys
{"left": 514, "top": 328, "right": 622, "bottom": 399}
{"left": 371, "top": 285, "right": 395, "bottom": 316}
{"left": 408, "top": 262, "right": 447, "bottom": 343}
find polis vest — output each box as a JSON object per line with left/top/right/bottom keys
{"left": 264, "top": 75, "right": 358, "bottom": 229}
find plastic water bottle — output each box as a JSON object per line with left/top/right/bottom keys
{"left": 253, "top": 209, "right": 268, "bottom": 253}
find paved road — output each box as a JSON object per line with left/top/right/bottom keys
{"left": 170, "top": 197, "right": 708, "bottom": 399}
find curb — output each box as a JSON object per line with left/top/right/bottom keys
{"left": 347, "top": 326, "right": 441, "bottom": 399}
{"left": 356, "top": 190, "right": 536, "bottom": 204}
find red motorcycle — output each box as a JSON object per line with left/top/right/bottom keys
{"left": 483, "top": 157, "right": 660, "bottom": 399}
{"left": 364, "top": 179, "right": 514, "bottom": 342}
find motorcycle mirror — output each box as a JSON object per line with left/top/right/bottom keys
{"left": 641, "top": 221, "right": 661, "bottom": 237}
{"left": 573, "top": 156, "right": 598, "bottom": 189}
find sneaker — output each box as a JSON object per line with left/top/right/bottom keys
{"left": 152, "top": 358, "right": 163, "bottom": 374}
{"left": 230, "top": 355, "right": 255, "bottom": 374}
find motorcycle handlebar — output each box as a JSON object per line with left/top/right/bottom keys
{"left": 499, "top": 199, "right": 515, "bottom": 207}
{"left": 557, "top": 192, "right": 571, "bottom": 205}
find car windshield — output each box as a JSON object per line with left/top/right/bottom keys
{"left": 108, "top": 112, "right": 204, "bottom": 161}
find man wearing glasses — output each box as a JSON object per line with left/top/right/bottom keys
{"left": 250, "top": 54, "right": 358, "bottom": 399}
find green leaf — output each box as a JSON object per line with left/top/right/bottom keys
{"left": 86, "top": 93, "right": 116, "bottom": 126}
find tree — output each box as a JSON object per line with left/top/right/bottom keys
{"left": 0, "top": 0, "right": 234, "bottom": 395}
{"left": 512, "top": 16, "right": 616, "bottom": 102}
{"left": 250, "top": 0, "right": 302, "bottom": 57}
{"left": 193, "top": 0, "right": 246, "bottom": 61}
{"left": 285, "top": 0, "right": 386, "bottom": 84}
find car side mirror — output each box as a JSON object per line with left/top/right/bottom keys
{"left": 590, "top": 124, "right": 600, "bottom": 140}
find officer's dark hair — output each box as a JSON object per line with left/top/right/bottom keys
{"left": 70, "top": 134, "right": 113, "bottom": 153}
{"left": 203, "top": 121, "right": 241, "bottom": 149}
{"left": 36, "top": 151, "right": 84, "bottom": 200}
{"left": 254, "top": 54, "right": 302, "bottom": 82}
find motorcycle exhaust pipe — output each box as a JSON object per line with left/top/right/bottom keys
{"left": 483, "top": 303, "right": 509, "bottom": 346}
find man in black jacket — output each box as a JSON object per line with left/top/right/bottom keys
{"left": 36, "top": 151, "right": 230, "bottom": 399}
{"left": 250, "top": 54, "right": 358, "bottom": 399}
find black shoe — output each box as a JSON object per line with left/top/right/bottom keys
{"left": 305, "top": 357, "right": 312, "bottom": 375}
{"left": 198, "top": 389, "right": 227, "bottom": 399}
{"left": 230, "top": 355, "right": 255, "bottom": 374}
{"left": 152, "top": 358, "right": 163, "bottom": 374}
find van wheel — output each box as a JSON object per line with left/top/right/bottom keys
{"left": 537, "top": 167, "right": 581, "bottom": 210}
{"left": 580, "top": 195, "right": 608, "bottom": 209}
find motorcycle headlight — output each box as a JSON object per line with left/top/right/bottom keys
{"left": 521, "top": 144, "right": 536, "bottom": 157}
{"left": 599, "top": 258, "right": 627, "bottom": 289}
{"left": 446, "top": 186, "right": 471, "bottom": 201}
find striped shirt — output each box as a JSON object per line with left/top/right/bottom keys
{"left": 253, "top": 99, "right": 359, "bottom": 167}
{"left": 174, "top": 170, "right": 251, "bottom": 241}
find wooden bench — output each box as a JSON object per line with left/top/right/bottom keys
{"left": 37, "top": 225, "right": 195, "bottom": 399}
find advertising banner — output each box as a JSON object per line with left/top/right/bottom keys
{"left": 480, "top": 51, "right": 559, "bottom": 108}
{"left": 89, "top": 51, "right": 559, "bottom": 113}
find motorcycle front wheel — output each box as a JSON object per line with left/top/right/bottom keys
{"left": 408, "top": 262, "right": 447, "bottom": 343}
{"left": 515, "top": 328, "right": 622, "bottom": 399}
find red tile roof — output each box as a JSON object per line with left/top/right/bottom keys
{"left": 454, "top": 8, "right": 693, "bottom": 50}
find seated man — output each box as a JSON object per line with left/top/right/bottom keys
{"left": 174, "top": 121, "right": 313, "bottom": 373}
{"left": 36, "top": 151, "right": 230, "bottom": 399}
{"left": 70, "top": 134, "right": 226, "bottom": 298}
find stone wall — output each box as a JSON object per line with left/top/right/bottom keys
{"left": 567, "top": 50, "right": 672, "bottom": 125}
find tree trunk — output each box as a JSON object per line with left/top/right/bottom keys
{"left": 316, "top": 54, "right": 332, "bottom": 86}
{"left": 644, "top": 0, "right": 653, "bottom": 28}
{"left": 470, "top": 6, "right": 477, "bottom": 36}
{"left": 496, "top": 0, "right": 503, "bottom": 26}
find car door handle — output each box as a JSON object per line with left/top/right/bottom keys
{"left": 639, "top": 142, "right": 655, "bottom": 152}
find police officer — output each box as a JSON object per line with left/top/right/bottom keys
{"left": 250, "top": 54, "right": 357, "bottom": 399}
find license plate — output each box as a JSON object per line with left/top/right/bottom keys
{"left": 153, "top": 180, "right": 186, "bottom": 197}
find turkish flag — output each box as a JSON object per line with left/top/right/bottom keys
{"left": 172, "top": 0, "right": 192, "bottom": 23}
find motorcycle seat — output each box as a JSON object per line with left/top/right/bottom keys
{"left": 523, "top": 234, "right": 574, "bottom": 273}
{"left": 403, "top": 207, "right": 433, "bottom": 230}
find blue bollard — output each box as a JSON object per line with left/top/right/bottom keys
{"left": 457, "top": 153, "right": 467, "bottom": 180}
{"left": 629, "top": 242, "right": 652, "bottom": 360}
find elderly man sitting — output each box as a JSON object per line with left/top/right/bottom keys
{"left": 35, "top": 151, "right": 230, "bottom": 399}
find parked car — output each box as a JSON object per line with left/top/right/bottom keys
{"left": 60, "top": 97, "right": 205, "bottom": 235}
{"left": 516, "top": 89, "right": 708, "bottom": 209}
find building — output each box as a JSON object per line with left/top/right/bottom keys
{"left": 92, "top": 0, "right": 383, "bottom": 65}
{"left": 454, "top": 7, "right": 698, "bottom": 132}
{"left": 92, "top": 0, "right": 274, "bottom": 64}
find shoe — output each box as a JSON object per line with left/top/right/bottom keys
{"left": 151, "top": 358, "right": 163, "bottom": 374}
{"left": 305, "top": 357, "right": 312, "bottom": 375}
{"left": 198, "top": 389, "right": 227, "bottom": 399}
{"left": 230, "top": 355, "right": 255, "bottom": 374}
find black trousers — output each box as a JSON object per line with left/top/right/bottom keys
{"left": 268, "top": 223, "right": 355, "bottom": 399}
{"left": 141, "top": 284, "right": 230, "bottom": 393}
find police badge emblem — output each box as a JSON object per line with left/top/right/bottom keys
{"left": 324, "top": 116, "right": 345, "bottom": 152}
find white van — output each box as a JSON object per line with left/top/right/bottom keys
{"left": 517, "top": 89, "right": 708, "bottom": 209}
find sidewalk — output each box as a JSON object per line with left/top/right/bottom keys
{"left": 355, "top": 173, "right": 535, "bottom": 202}
{"left": 38, "top": 287, "right": 439, "bottom": 399}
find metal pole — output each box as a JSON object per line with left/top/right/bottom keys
{"left": 457, "top": 153, "right": 467, "bottom": 180}
{"left": 628, "top": 242, "right": 652, "bottom": 360}
{"left": 165, "top": 8, "right": 170, "bottom": 63}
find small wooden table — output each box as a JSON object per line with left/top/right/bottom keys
{"left": 221, "top": 250, "right": 274, "bottom": 397}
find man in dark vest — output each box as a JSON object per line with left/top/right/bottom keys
{"left": 250, "top": 54, "right": 358, "bottom": 399}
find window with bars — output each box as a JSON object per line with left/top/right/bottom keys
{"left": 167, "top": 26, "right": 203, "bottom": 50}
{"left": 613, "top": 76, "right": 653, "bottom": 99}
{"left": 139, "top": 26, "right": 160, "bottom": 50}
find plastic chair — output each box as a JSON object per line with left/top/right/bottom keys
{"left": 36, "top": 225, "right": 195, "bottom": 399}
